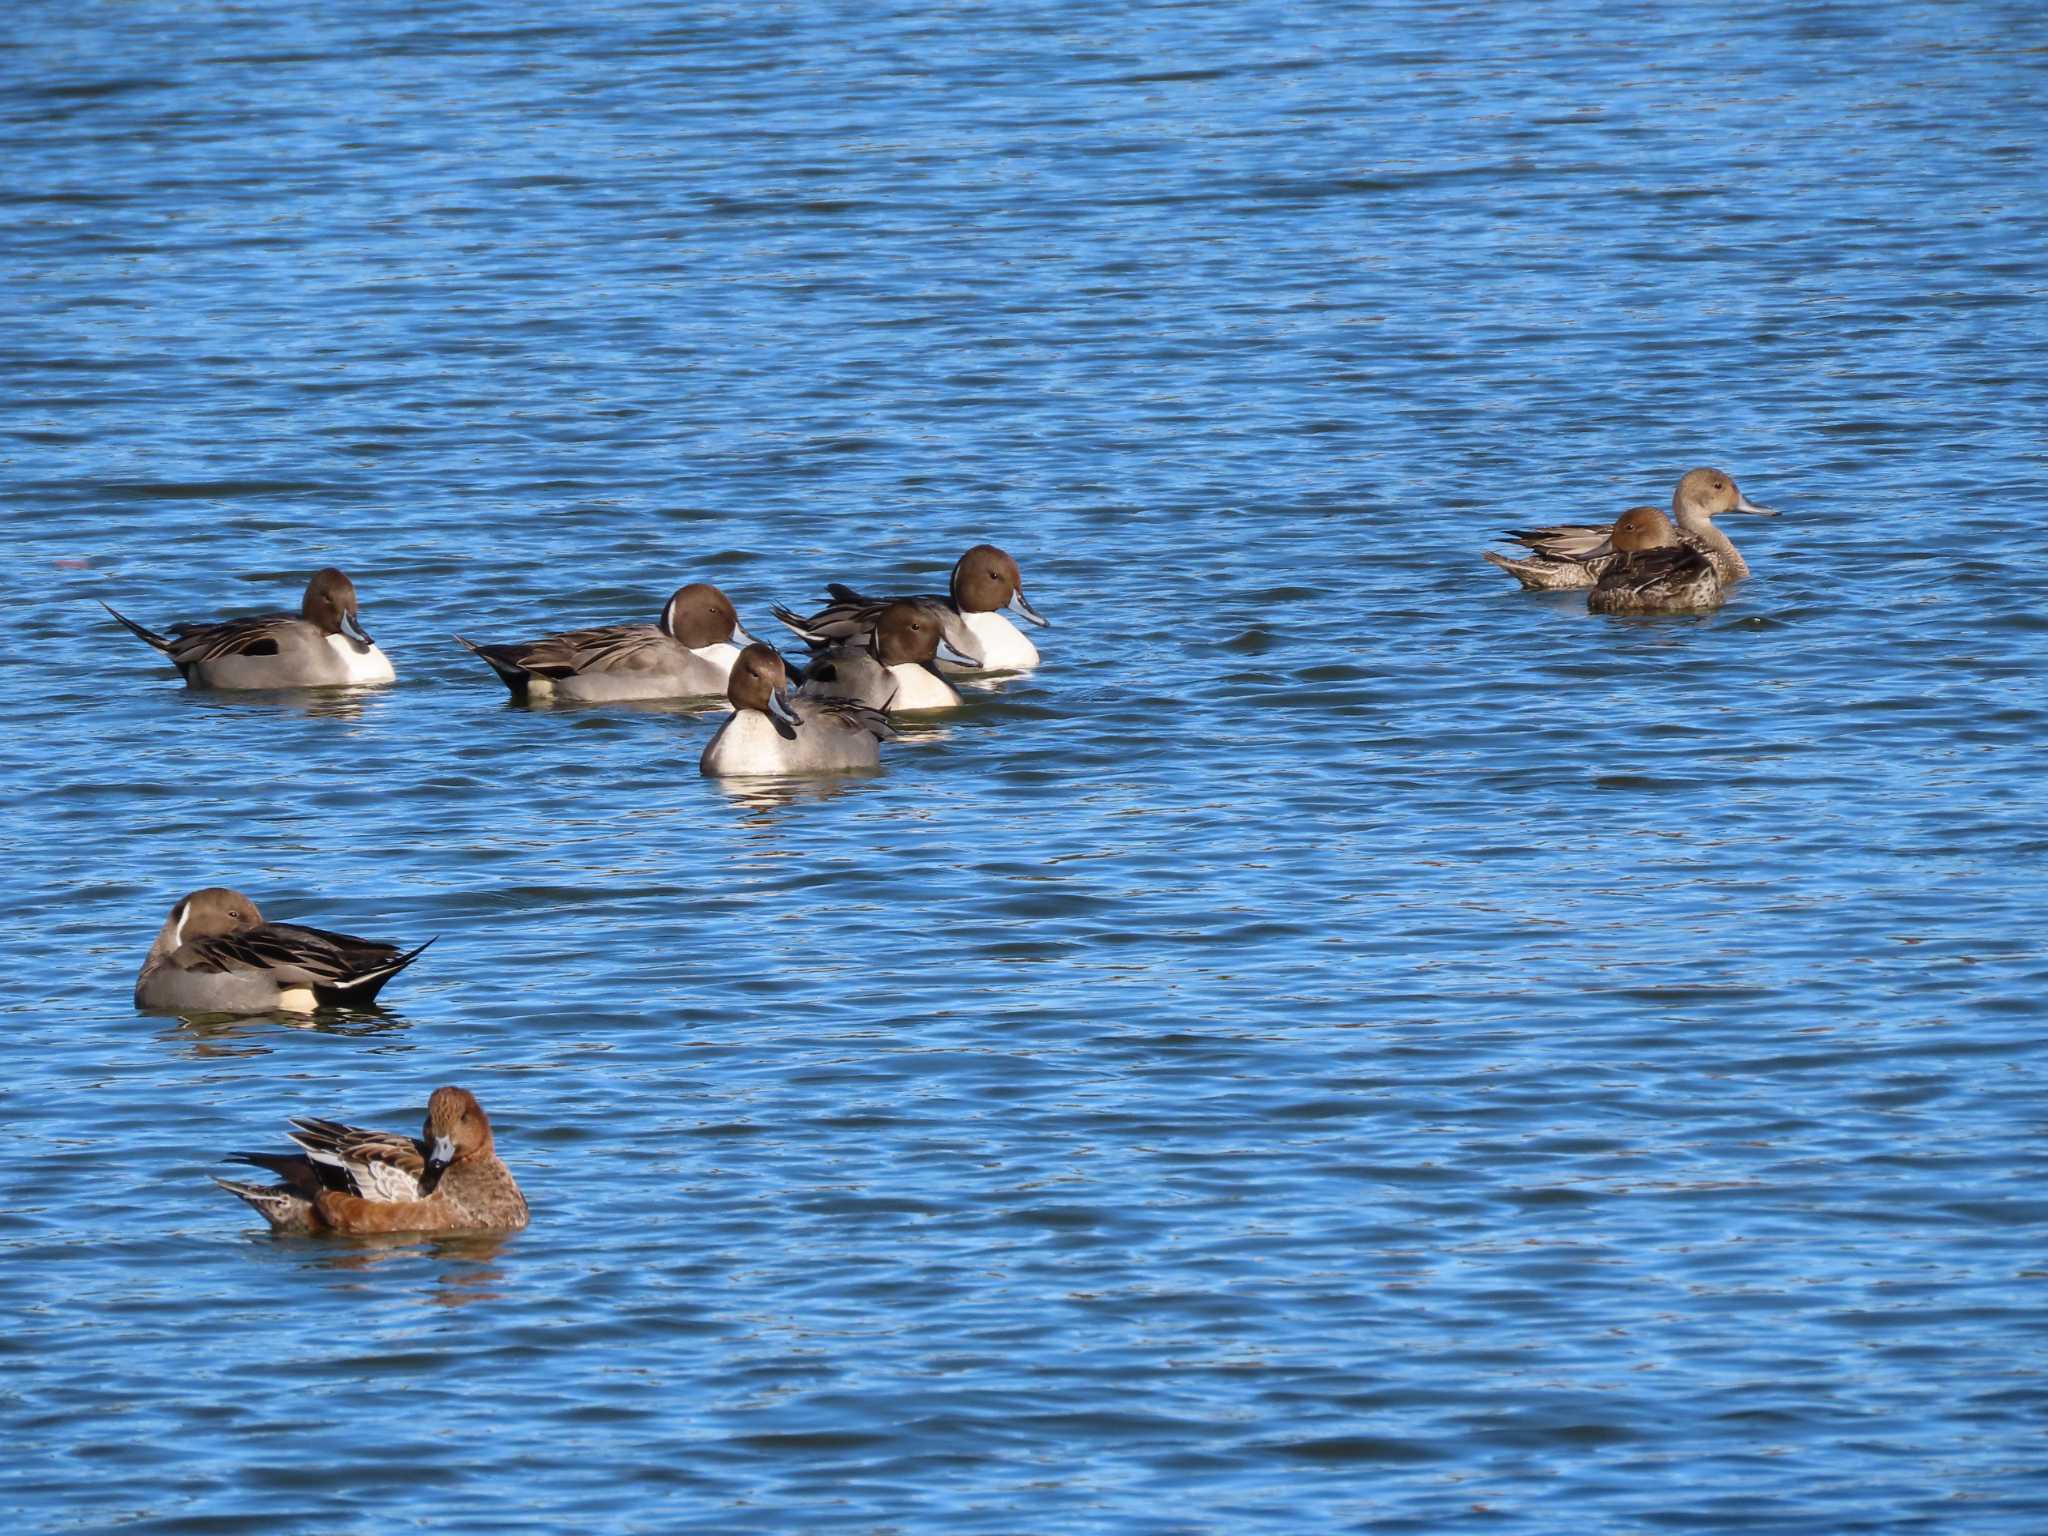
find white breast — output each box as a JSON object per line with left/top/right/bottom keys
{"left": 960, "top": 611, "right": 1039, "bottom": 670}
{"left": 326, "top": 635, "right": 397, "bottom": 685}
{"left": 885, "top": 663, "right": 961, "bottom": 711}
{"left": 700, "top": 711, "right": 791, "bottom": 776}
{"left": 689, "top": 642, "right": 740, "bottom": 673}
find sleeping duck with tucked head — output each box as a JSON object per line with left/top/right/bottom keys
{"left": 134, "top": 886, "right": 431, "bottom": 1015}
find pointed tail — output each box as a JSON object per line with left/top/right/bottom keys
{"left": 213, "top": 1176, "right": 319, "bottom": 1233}
{"left": 332, "top": 936, "right": 436, "bottom": 1007}
{"left": 101, "top": 600, "right": 173, "bottom": 654}
{"left": 771, "top": 604, "right": 832, "bottom": 647}
{"left": 1483, "top": 550, "right": 1555, "bottom": 590}
{"left": 453, "top": 635, "right": 534, "bottom": 696}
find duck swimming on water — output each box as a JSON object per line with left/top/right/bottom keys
{"left": 1579, "top": 506, "right": 1724, "bottom": 616}
{"left": 1485, "top": 467, "right": 1779, "bottom": 589}
{"left": 787, "top": 600, "right": 979, "bottom": 713}
{"left": 103, "top": 567, "right": 395, "bottom": 689}
{"left": 134, "top": 886, "right": 431, "bottom": 1015}
{"left": 778, "top": 544, "right": 1048, "bottom": 673}
{"left": 699, "top": 643, "right": 897, "bottom": 776}
{"left": 215, "top": 1086, "right": 529, "bottom": 1235}
{"left": 456, "top": 582, "right": 757, "bottom": 702}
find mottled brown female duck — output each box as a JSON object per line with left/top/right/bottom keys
{"left": 1485, "top": 467, "right": 1778, "bottom": 589}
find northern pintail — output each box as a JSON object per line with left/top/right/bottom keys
{"left": 1580, "top": 507, "right": 1724, "bottom": 615}
{"left": 1485, "top": 467, "right": 1779, "bottom": 589}
{"left": 134, "top": 886, "right": 431, "bottom": 1015}
{"left": 778, "top": 544, "right": 1047, "bottom": 672}
{"left": 790, "top": 600, "right": 978, "bottom": 711}
{"left": 215, "top": 1085, "right": 529, "bottom": 1235}
{"left": 455, "top": 583, "right": 756, "bottom": 702}
{"left": 700, "top": 642, "right": 896, "bottom": 776}
{"left": 102, "top": 567, "right": 396, "bottom": 688}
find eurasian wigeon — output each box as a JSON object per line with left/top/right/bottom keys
{"left": 216, "top": 1086, "right": 529, "bottom": 1235}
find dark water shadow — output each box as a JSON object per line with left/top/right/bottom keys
{"left": 484, "top": 691, "right": 730, "bottom": 720}
{"left": 152, "top": 1006, "right": 414, "bottom": 1058}
{"left": 174, "top": 683, "right": 395, "bottom": 721}
{"left": 946, "top": 669, "right": 1026, "bottom": 696}
{"left": 239, "top": 1227, "right": 522, "bottom": 1304}
{"left": 707, "top": 772, "right": 880, "bottom": 815}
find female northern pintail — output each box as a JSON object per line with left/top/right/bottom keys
{"left": 1579, "top": 507, "right": 1723, "bottom": 615}
{"left": 1485, "top": 467, "right": 1779, "bottom": 589}
{"left": 134, "top": 886, "right": 431, "bottom": 1015}
{"left": 700, "top": 643, "right": 896, "bottom": 776}
{"left": 456, "top": 583, "right": 756, "bottom": 702}
{"left": 788, "top": 600, "right": 978, "bottom": 712}
{"left": 102, "top": 567, "right": 395, "bottom": 688}
{"left": 215, "top": 1085, "right": 530, "bottom": 1235}
{"left": 779, "top": 544, "right": 1048, "bottom": 672}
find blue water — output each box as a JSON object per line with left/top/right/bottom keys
{"left": 4, "top": 2, "right": 2047, "bottom": 1531}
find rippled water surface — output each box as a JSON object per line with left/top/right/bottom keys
{"left": 5, "top": 2, "right": 2047, "bottom": 1531}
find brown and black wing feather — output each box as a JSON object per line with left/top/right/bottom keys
{"left": 1598, "top": 544, "right": 1715, "bottom": 586}
{"left": 165, "top": 614, "right": 294, "bottom": 662}
{"left": 288, "top": 1117, "right": 429, "bottom": 1192}
{"left": 230, "top": 1118, "right": 428, "bottom": 1201}
{"left": 1504, "top": 523, "right": 1610, "bottom": 559}
{"left": 189, "top": 922, "right": 433, "bottom": 1007}
{"left": 816, "top": 698, "right": 899, "bottom": 743}
{"left": 778, "top": 587, "right": 953, "bottom": 651}
{"left": 104, "top": 603, "right": 296, "bottom": 677}
{"left": 775, "top": 596, "right": 886, "bottom": 650}
{"left": 458, "top": 624, "right": 667, "bottom": 695}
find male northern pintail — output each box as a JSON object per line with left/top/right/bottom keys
{"left": 102, "top": 567, "right": 396, "bottom": 688}
{"left": 1485, "top": 467, "right": 1779, "bottom": 589}
{"left": 215, "top": 1085, "right": 529, "bottom": 1235}
{"left": 1579, "top": 507, "right": 1724, "bottom": 615}
{"left": 134, "top": 886, "right": 431, "bottom": 1015}
{"left": 786, "top": 600, "right": 978, "bottom": 712}
{"left": 779, "top": 544, "right": 1048, "bottom": 671}
{"left": 700, "top": 642, "right": 896, "bottom": 776}
{"left": 455, "top": 583, "right": 757, "bottom": 702}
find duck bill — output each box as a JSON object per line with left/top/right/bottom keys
{"left": 1007, "top": 589, "right": 1049, "bottom": 627}
{"left": 1730, "top": 494, "right": 1778, "bottom": 517}
{"left": 340, "top": 610, "right": 376, "bottom": 648}
{"left": 767, "top": 685, "right": 800, "bottom": 740}
{"left": 936, "top": 635, "right": 981, "bottom": 669}
{"left": 423, "top": 1135, "right": 455, "bottom": 1188}
{"left": 1578, "top": 536, "right": 1618, "bottom": 562}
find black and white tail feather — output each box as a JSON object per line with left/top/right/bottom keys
{"left": 187, "top": 924, "right": 434, "bottom": 1008}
